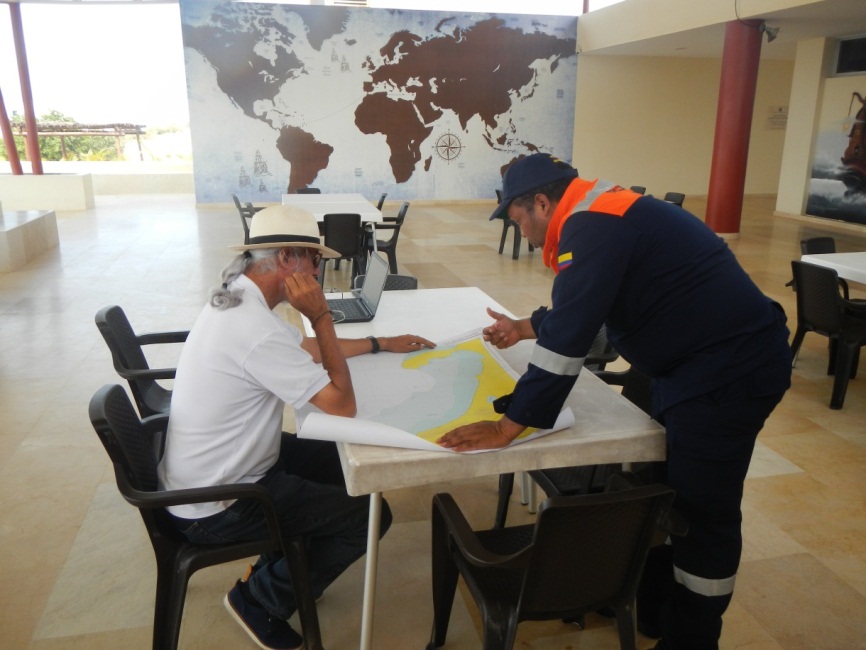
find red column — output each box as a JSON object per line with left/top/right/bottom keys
{"left": 705, "top": 20, "right": 763, "bottom": 235}
{"left": 9, "top": 3, "right": 42, "bottom": 174}
{"left": 0, "top": 87, "right": 23, "bottom": 175}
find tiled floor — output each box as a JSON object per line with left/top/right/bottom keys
{"left": 1, "top": 193, "right": 865, "bottom": 649}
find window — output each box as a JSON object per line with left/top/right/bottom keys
{"left": 836, "top": 36, "right": 866, "bottom": 75}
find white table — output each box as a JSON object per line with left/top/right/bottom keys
{"left": 801, "top": 252, "right": 866, "bottom": 284}
{"left": 281, "top": 192, "right": 383, "bottom": 224}
{"left": 303, "top": 287, "right": 665, "bottom": 650}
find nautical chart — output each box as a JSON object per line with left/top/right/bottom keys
{"left": 297, "top": 331, "right": 574, "bottom": 452}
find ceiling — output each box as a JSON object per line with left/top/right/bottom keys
{"left": 585, "top": 0, "right": 866, "bottom": 60}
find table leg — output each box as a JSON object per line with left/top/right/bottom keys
{"left": 360, "top": 491, "right": 382, "bottom": 650}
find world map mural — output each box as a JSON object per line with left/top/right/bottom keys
{"left": 178, "top": 1, "right": 577, "bottom": 204}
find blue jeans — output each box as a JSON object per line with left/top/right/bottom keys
{"left": 173, "top": 435, "right": 392, "bottom": 620}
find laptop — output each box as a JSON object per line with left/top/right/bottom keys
{"left": 325, "top": 252, "right": 389, "bottom": 323}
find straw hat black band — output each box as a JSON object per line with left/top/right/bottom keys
{"left": 248, "top": 234, "right": 320, "bottom": 246}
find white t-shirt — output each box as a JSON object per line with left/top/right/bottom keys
{"left": 158, "top": 275, "right": 329, "bottom": 519}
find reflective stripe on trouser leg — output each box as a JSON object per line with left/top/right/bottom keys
{"left": 673, "top": 565, "right": 736, "bottom": 598}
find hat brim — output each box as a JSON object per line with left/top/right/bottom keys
{"left": 489, "top": 200, "right": 510, "bottom": 221}
{"left": 229, "top": 240, "right": 341, "bottom": 259}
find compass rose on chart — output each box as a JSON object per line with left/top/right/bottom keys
{"left": 435, "top": 131, "right": 463, "bottom": 162}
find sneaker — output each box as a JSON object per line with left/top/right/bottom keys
{"left": 224, "top": 580, "right": 303, "bottom": 650}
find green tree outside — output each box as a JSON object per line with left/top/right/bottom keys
{"left": 1, "top": 110, "right": 122, "bottom": 161}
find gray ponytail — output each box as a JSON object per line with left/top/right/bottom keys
{"left": 208, "top": 248, "right": 280, "bottom": 310}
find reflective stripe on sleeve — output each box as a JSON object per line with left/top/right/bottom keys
{"left": 673, "top": 566, "right": 736, "bottom": 597}
{"left": 529, "top": 343, "right": 584, "bottom": 376}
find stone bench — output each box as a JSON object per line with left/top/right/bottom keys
{"left": 0, "top": 209, "right": 59, "bottom": 272}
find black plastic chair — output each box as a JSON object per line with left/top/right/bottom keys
{"left": 375, "top": 193, "right": 387, "bottom": 210}
{"left": 629, "top": 185, "right": 646, "bottom": 195}
{"left": 232, "top": 194, "right": 264, "bottom": 245}
{"left": 427, "top": 478, "right": 676, "bottom": 650}
{"left": 320, "top": 213, "right": 365, "bottom": 286}
{"left": 494, "top": 326, "right": 621, "bottom": 528}
{"left": 95, "top": 305, "right": 188, "bottom": 418}
{"left": 790, "top": 260, "right": 866, "bottom": 409}
{"left": 296, "top": 187, "right": 321, "bottom": 194}
{"left": 494, "top": 188, "right": 534, "bottom": 260}
{"left": 662, "top": 192, "right": 685, "bottom": 207}
{"left": 89, "top": 384, "right": 323, "bottom": 650}
{"left": 352, "top": 272, "right": 418, "bottom": 291}
{"left": 364, "top": 201, "right": 409, "bottom": 274}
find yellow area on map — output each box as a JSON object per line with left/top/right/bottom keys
{"left": 400, "top": 337, "right": 536, "bottom": 444}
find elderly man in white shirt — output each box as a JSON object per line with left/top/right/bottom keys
{"left": 158, "top": 205, "right": 433, "bottom": 650}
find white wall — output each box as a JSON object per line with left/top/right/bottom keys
{"left": 573, "top": 54, "right": 793, "bottom": 201}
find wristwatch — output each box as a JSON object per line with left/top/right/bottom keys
{"left": 367, "top": 336, "right": 380, "bottom": 354}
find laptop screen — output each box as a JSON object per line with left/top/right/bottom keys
{"left": 359, "top": 252, "right": 389, "bottom": 314}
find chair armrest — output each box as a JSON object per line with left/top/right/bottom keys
{"left": 844, "top": 298, "right": 866, "bottom": 316}
{"left": 136, "top": 331, "right": 189, "bottom": 345}
{"left": 605, "top": 471, "right": 688, "bottom": 538}
{"left": 115, "top": 366, "right": 177, "bottom": 381}
{"left": 433, "top": 493, "right": 530, "bottom": 569}
{"left": 373, "top": 223, "right": 398, "bottom": 231}
{"left": 118, "top": 474, "right": 275, "bottom": 511}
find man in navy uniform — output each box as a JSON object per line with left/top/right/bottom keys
{"left": 439, "top": 154, "right": 791, "bottom": 649}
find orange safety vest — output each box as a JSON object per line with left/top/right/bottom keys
{"left": 543, "top": 178, "right": 643, "bottom": 273}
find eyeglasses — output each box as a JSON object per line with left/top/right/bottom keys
{"left": 288, "top": 248, "right": 323, "bottom": 267}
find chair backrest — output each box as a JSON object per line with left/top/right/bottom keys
{"left": 495, "top": 188, "right": 504, "bottom": 203}
{"left": 296, "top": 187, "right": 321, "bottom": 194}
{"left": 353, "top": 273, "right": 418, "bottom": 291}
{"left": 381, "top": 202, "right": 409, "bottom": 243}
{"left": 95, "top": 306, "right": 162, "bottom": 416}
{"left": 629, "top": 185, "right": 646, "bottom": 195}
{"left": 376, "top": 193, "right": 387, "bottom": 210}
{"left": 584, "top": 325, "right": 619, "bottom": 371}
{"left": 90, "top": 384, "right": 163, "bottom": 494}
{"left": 791, "top": 261, "right": 844, "bottom": 335}
{"left": 800, "top": 236, "right": 837, "bottom": 255}
{"left": 232, "top": 194, "right": 253, "bottom": 244}
{"left": 663, "top": 192, "right": 685, "bottom": 206}
{"left": 518, "top": 484, "right": 675, "bottom": 619}
{"left": 323, "top": 213, "right": 363, "bottom": 257}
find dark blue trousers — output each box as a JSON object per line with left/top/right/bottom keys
{"left": 175, "top": 434, "right": 391, "bottom": 620}
{"left": 641, "top": 359, "right": 790, "bottom": 649}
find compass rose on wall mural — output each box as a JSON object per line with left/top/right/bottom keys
{"left": 434, "top": 131, "right": 463, "bottom": 162}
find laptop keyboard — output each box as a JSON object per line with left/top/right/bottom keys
{"left": 327, "top": 298, "right": 368, "bottom": 319}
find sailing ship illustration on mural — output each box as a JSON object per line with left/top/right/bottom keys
{"left": 238, "top": 151, "right": 272, "bottom": 191}
{"left": 841, "top": 92, "right": 866, "bottom": 194}
{"left": 253, "top": 150, "right": 271, "bottom": 177}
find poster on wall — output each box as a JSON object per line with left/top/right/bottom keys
{"left": 178, "top": 1, "right": 577, "bottom": 204}
{"left": 806, "top": 81, "right": 866, "bottom": 225}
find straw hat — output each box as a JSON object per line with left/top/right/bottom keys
{"left": 229, "top": 205, "right": 339, "bottom": 258}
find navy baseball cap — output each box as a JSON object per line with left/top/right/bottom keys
{"left": 489, "top": 153, "right": 578, "bottom": 221}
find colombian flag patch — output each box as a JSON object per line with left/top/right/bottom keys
{"left": 557, "top": 252, "right": 573, "bottom": 271}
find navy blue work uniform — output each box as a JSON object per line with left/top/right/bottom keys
{"left": 506, "top": 178, "right": 791, "bottom": 649}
